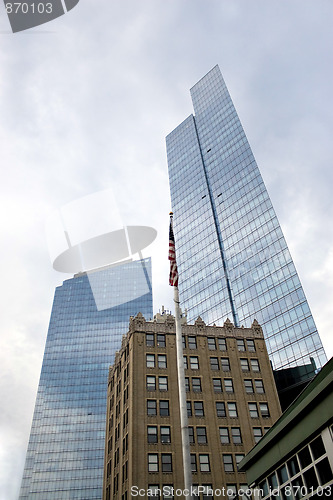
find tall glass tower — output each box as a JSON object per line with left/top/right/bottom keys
{"left": 19, "top": 259, "right": 152, "bottom": 499}
{"left": 166, "top": 65, "right": 326, "bottom": 372}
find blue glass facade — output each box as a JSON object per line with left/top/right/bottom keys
{"left": 166, "top": 65, "right": 326, "bottom": 371}
{"left": 19, "top": 259, "right": 152, "bottom": 499}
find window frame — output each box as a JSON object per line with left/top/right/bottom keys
{"left": 158, "top": 376, "right": 168, "bottom": 391}
{"left": 231, "top": 427, "right": 242, "bottom": 444}
{"left": 213, "top": 378, "right": 223, "bottom": 393}
{"left": 210, "top": 357, "right": 219, "bottom": 370}
{"left": 199, "top": 454, "right": 210, "bottom": 472}
{"left": 161, "top": 453, "right": 173, "bottom": 473}
{"left": 159, "top": 400, "right": 169, "bottom": 417}
{"left": 189, "top": 356, "right": 199, "bottom": 370}
{"left": 146, "top": 334, "right": 155, "bottom": 347}
{"left": 216, "top": 401, "right": 226, "bottom": 418}
{"left": 146, "top": 354, "right": 155, "bottom": 368}
{"left": 147, "top": 426, "right": 158, "bottom": 444}
{"left": 219, "top": 427, "right": 230, "bottom": 444}
{"left": 223, "top": 454, "right": 234, "bottom": 472}
{"left": 147, "top": 399, "right": 157, "bottom": 416}
{"left": 158, "top": 354, "right": 167, "bottom": 369}
{"left": 188, "top": 336, "right": 197, "bottom": 349}
{"left": 207, "top": 337, "right": 216, "bottom": 350}
{"left": 148, "top": 453, "right": 159, "bottom": 472}
{"left": 194, "top": 401, "right": 204, "bottom": 417}
{"left": 160, "top": 426, "right": 171, "bottom": 444}
{"left": 221, "top": 358, "right": 231, "bottom": 371}
{"left": 147, "top": 375, "right": 156, "bottom": 391}
{"left": 192, "top": 377, "right": 202, "bottom": 393}
{"left": 196, "top": 426, "right": 207, "bottom": 444}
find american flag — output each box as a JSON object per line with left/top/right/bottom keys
{"left": 169, "top": 216, "right": 178, "bottom": 287}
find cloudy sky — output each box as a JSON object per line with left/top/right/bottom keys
{"left": 0, "top": 1, "right": 332, "bottom": 498}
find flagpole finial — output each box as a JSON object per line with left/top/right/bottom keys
{"left": 169, "top": 211, "right": 173, "bottom": 217}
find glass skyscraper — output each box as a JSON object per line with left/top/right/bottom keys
{"left": 19, "top": 259, "right": 152, "bottom": 499}
{"left": 166, "top": 65, "right": 326, "bottom": 372}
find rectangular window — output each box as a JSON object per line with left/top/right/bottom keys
{"left": 159, "top": 400, "right": 169, "bottom": 416}
{"left": 185, "top": 377, "right": 190, "bottom": 392}
{"left": 194, "top": 401, "right": 204, "bottom": 417}
{"left": 247, "top": 339, "right": 256, "bottom": 352}
{"left": 223, "top": 454, "right": 234, "bottom": 472}
{"left": 188, "top": 336, "right": 197, "bottom": 349}
{"left": 158, "top": 354, "right": 167, "bottom": 369}
{"left": 240, "top": 359, "right": 249, "bottom": 371}
{"left": 221, "top": 358, "right": 230, "bottom": 371}
{"left": 210, "top": 357, "right": 219, "bottom": 370}
{"left": 192, "top": 378, "right": 202, "bottom": 392}
{"left": 148, "top": 454, "right": 158, "bottom": 472}
{"left": 147, "top": 376, "right": 156, "bottom": 391}
{"left": 190, "top": 356, "right": 199, "bottom": 369}
{"left": 162, "top": 486, "right": 173, "bottom": 500}
{"left": 191, "top": 454, "right": 197, "bottom": 473}
{"left": 259, "top": 403, "right": 270, "bottom": 418}
{"left": 316, "top": 457, "right": 333, "bottom": 485}
{"left": 146, "top": 334, "right": 155, "bottom": 347}
{"left": 248, "top": 402, "right": 259, "bottom": 418}
{"left": 219, "top": 427, "right": 229, "bottom": 444}
{"left": 187, "top": 401, "right": 192, "bottom": 417}
{"left": 199, "top": 454, "right": 210, "bottom": 472}
{"left": 237, "top": 339, "right": 246, "bottom": 351}
{"left": 160, "top": 426, "right": 171, "bottom": 444}
{"left": 202, "top": 485, "right": 213, "bottom": 500}
{"left": 182, "top": 336, "right": 186, "bottom": 348}
{"left": 244, "top": 379, "right": 254, "bottom": 393}
{"left": 310, "top": 435, "right": 325, "bottom": 460}
{"left": 227, "top": 402, "right": 238, "bottom": 418}
{"left": 224, "top": 379, "right": 234, "bottom": 393}
{"left": 253, "top": 427, "right": 263, "bottom": 443}
{"left": 147, "top": 399, "right": 157, "bottom": 416}
{"left": 159, "top": 376, "right": 168, "bottom": 391}
{"left": 250, "top": 359, "right": 260, "bottom": 372}
{"left": 231, "top": 427, "right": 242, "bottom": 444}
{"left": 183, "top": 356, "right": 188, "bottom": 369}
{"left": 207, "top": 337, "right": 216, "bottom": 350}
{"left": 188, "top": 426, "right": 194, "bottom": 444}
{"left": 196, "top": 427, "right": 207, "bottom": 444}
{"left": 226, "top": 485, "right": 237, "bottom": 500}
{"left": 146, "top": 354, "right": 155, "bottom": 368}
{"left": 287, "top": 456, "right": 300, "bottom": 477}
{"left": 216, "top": 402, "right": 226, "bottom": 417}
{"left": 161, "top": 454, "right": 172, "bottom": 472}
{"left": 148, "top": 485, "right": 159, "bottom": 500}
{"left": 255, "top": 380, "right": 265, "bottom": 393}
{"left": 147, "top": 426, "right": 158, "bottom": 443}
{"left": 235, "top": 454, "right": 245, "bottom": 470}
{"left": 157, "top": 334, "right": 166, "bottom": 347}
{"left": 213, "top": 378, "right": 223, "bottom": 393}
{"left": 218, "top": 338, "right": 227, "bottom": 351}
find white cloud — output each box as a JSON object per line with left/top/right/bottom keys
{"left": 0, "top": 1, "right": 332, "bottom": 497}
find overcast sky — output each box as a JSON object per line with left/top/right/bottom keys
{"left": 0, "top": 1, "right": 332, "bottom": 498}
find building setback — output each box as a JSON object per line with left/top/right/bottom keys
{"left": 166, "top": 65, "right": 326, "bottom": 374}
{"left": 103, "top": 312, "right": 281, "bottom": 500}
{"left": 19, "top": 259, "right": 153, "bottom": 500}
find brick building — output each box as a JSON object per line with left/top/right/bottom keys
{"left": 103, "top": 312, "right": 281, "bottom": 500}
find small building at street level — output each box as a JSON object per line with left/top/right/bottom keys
{"left": 103, "top": 312, "right": 282, "bottom": 500}
{"left": 239, "top": 356, "right": 333, "bottom": 500}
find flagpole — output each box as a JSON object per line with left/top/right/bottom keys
{"left": 169, "top": 213, "right": 192, "bottom": 499}
{"left": 174, "top": 285, "right": 193, "bottom": 499}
